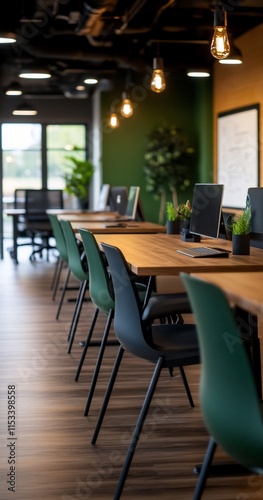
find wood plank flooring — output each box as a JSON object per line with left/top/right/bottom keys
{"left": 1, "top": 243, "right": 263, "bottom": 500}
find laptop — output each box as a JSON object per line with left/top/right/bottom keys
{"left": 105, "top": 186, "right": 140, "bottom": 226}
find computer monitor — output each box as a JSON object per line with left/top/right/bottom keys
{"left": 190, "top": 183, "right": 224, "bottom": 239}
{"left": 247, "top": 187, "right": 263, "bottom": 233}
{"left": 246, "top": 187, "right": 263, "bottom": 249}
{"left": 125, "top": 186, "right": 140, "bottom": 220}
{"left": 108, "top": 186, "right": 128, "bottom": 215}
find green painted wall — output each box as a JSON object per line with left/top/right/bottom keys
{"left": 101, "top": 72, "right": 213, "bottom": 223}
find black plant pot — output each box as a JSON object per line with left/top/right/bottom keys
{"left": 166, "top": 220, "right": 180, "bottom": 234}
{"left": 77, "top": 199, "right": 89, "bottom": 210}
{"left": 232, "top": 233, "right": 250, "bottom": 255}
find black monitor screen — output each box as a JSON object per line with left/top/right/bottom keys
{"left": 247, "top": 187, "right": 263, "bottom": 233}
{"left": 190, "top": 183, "right": 224, "bottom": 239}
{"left": 108, "top": 186, "right": 128, "bottom": 215}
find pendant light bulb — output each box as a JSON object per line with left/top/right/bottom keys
{"left": 120, "top": 92, "right": 133, "bottom": 118}
{"left": 211, "top": 10, "right": 230, "bottom": 60}
{"left": 109, "top": 111, "right": 119, "bottom": 129}
{"left": 150, "top": 57, "right": 166, "bottom": 93}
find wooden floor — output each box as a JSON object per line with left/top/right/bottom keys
{"left": 1, "top": 242, "right": 263, "bottom": 500}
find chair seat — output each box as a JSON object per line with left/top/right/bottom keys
{"left": 147, "top": 323, "right": 199, "bottom": 364}
{"left": 142, "top": 292, "right": 191, "bottom": 322}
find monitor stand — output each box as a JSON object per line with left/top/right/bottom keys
{"left": 181, "top": 229, "right": 200, "bottom": 242}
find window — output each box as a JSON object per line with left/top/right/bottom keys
{"left": 2, "top": 123, "right": 42, "bottom": 198}
{"left": 46, "top": 124, "right": 87, "bottom": 189}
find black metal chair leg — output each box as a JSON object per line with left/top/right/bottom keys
{"left": 83, "top": 310, "right": 118, "bottom": 416}
{"left": 75, "top": 307, "right": 100, "bottom": 381}
{"left": 52, "top": 259, "right": 64, "bottom": 300}
{"left": 91, "top": 346, "right": 124, "bottom": 441}
{"left": 113, "top": 357, "right": 164, "bottom": 500}
{"left": 179, "top": 366, "right": 195, "bottom": 408}
{"left": 68, "top": 280, "right": 88, "bottom": 353}
{"left": 193, "top": 437, "right": 217, "bottom": 500}
{"left": 56, "top": 267, "right": 71, "bottom": 320}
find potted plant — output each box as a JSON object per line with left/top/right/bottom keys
{"left": 165, "top": 202, "right": 179, "bottom": 234}
{"left": 227, "top": 201, "right": 251, "bottom": 255}
{"left": 144, "top": 124, "right": 194, "bottom": 223}
{"left": 63, "top": 148, "right": 94, "bottom": 209}
{"left": 177, "top": 199, "right": 192, "bottom": 232}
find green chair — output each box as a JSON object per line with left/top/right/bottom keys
{"left": 48, "top": 214, "right": 70, "bottom": 304}
{"left": 77, "top": 229, "right": 194, "bottom": 418}
{"left": 181, "top": 273, "right": 263, "bottom": 500}
{"left": 60, "top": 220, "right": 91, "bottom": 353}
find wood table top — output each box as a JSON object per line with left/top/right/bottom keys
{"left": 72, "top": 220, "right": 166, "bottom": 235}
{"left": 191, "top": 271, "right": 263, "bottom": 317}
{"left": 91, "top": 233, "right": 263, "bottom": 276}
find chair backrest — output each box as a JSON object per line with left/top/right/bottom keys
{"left": 78, "top": 229, "right": 114, "bottom": 315}
{"left": 101, "top": 243, "right": 160, "bottom": 361}
{"left": 48, "top": 214, "right": 68, "bottom": 263}
{"left": 60, "top": 219, "right": 88, "bottom": 283}
{"left": 25, "top": 189, "right": 64, "bottom": 222}
{"left": 14, "top": 189, "right": 26, "bottom": 209}
{"left": 181, "top": 273, "right": 263, "bottom": 471}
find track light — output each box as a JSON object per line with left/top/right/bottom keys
{"left": 150, "top": 57, "right": 166, "bottom": 93}
{"left": 211, "top": 8, "right": 230, "bottom": 60}
{"left": 120, "top": 92, "right": 133, "bottom": 118}
{"left": 12, "top": 102, "right": 38, "bottom": 116}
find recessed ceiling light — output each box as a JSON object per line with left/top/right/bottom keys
{"left": 84, "top": 78, "right": 98, "bottom": 85}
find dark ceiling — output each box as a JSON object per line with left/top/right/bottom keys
{"left": 1, "top": 0, "right": 263, "bottom": 99}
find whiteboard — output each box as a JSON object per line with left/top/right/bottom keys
{"left": 217, "top": 105, "right": 259, "bottom": 208}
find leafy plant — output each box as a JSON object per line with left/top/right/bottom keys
{"left": 177, "top": 200, "right": 192, "bottom": 220}
{"left": 166, "top": 202, "right": 178, "bottom": 221}
{"left": 227, "top": 203, "right": 251, "bottom": 235}
{"left": 64, "top": 148, "right": 94, "bottom": 201}
{"left": 144, "top": 124, "right": 194, "bottom": 200}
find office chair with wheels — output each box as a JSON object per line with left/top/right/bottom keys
{"left": 25, "top": 189, "right": 64, "bottom": 261}
{"left": 60, "top": 219, "right": 91, "bottom": 353}
{"left": 90, "top": 243, "right": 200, "bottom": 500}
{"left": 181, "top": 273, "right": 263, "bottom": 500}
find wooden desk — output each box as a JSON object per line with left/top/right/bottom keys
{"left": 190, "top": 271, "right": 263, "bottom": 398}
{"left": 72, "top": 221, "right": 166, "bottom": 235}
{"left": 93, "top": 234, "right": 263, "bottom": 275}
{"left": 190, "top": 272, "right": 263, "bottom": 317}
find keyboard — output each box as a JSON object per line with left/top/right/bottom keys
{"left": 177, "top": 246, "right": 230, "bottom": 258}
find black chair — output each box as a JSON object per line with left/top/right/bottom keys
{"left": 91, "top": 243, "right": 200, "bottom": 499}
{"left": 24, "top": 189, "right": 64, "bottom": 261}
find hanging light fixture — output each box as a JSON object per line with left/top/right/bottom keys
{"left": 0, "top": 33, "right": 16, "bottom": 44}
{"left": 211, "top": 3, "right": 230, "bottom": 60}
{"left": 219, "top": 42, "right": 243, "bottom": 65}
{"left": 108, "top": 110, "right": 119, "bottom": 129}
{"left": 120, "top": 92, "right": 133, "bottom": 118}
{"left": 12, "top": 102, "right": 38, "bottom": 116}
{"left": 150, "top": 56, "right": 166, "bottom": 93}
{"left": 19, "top": 69, "right": 51, "bottom": 79}
{"left": 5, "top": 82, "right": 23, "bottom": 95}
{"left": 187, "top": 70, "right": 210, "bottom": 78}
